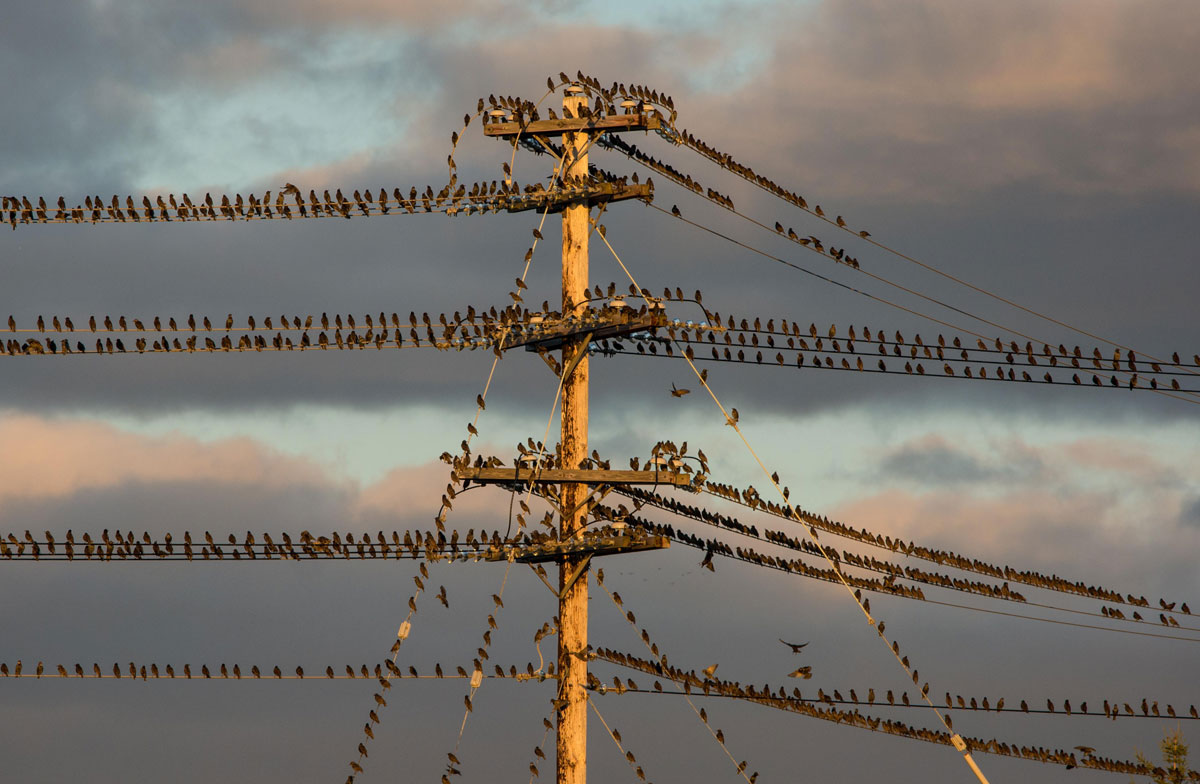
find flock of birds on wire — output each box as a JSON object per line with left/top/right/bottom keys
{"left": 7, "top": 70, "right": 1199, "bottom": 782}
{"left": 6, "top": 291, "right": 1199, "bottom": 394}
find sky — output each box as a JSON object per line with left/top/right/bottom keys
{"left": 3, "top": 1, "right": 1200, "bottom": 782}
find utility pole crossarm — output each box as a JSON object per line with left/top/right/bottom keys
{"left": 483, "top": 112, "right": 662, "bottom": 138}
{"left": 483, "top": 534, "right": 670, "bottom": 564}
{"left": 454, "top": 467, "right": 695, "bottom": 487}
{"left": 503, "top": 181, "right": 652, "bottom": 214}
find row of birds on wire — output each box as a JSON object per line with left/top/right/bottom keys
{"left": 0, "top": 659, "right": 550, "bottom": 682}
{"left": 592, "top": 643, "right": 1200, "bottom": 720}
{"left": 590, "top": 646, "right": 1198, "bottom": 780}
{"left": 600, "top": 496, "right": 1200, "bottom": 644}
{"left": 0, "top": 175, "right": 629, "bottom": 228}
{"left": 622, "top": 489, "right": 1033, "bottom": 603}
{"left": 614, "top": 485, "right": 1197, "bottom": 631}
{"left": 5, "top": 293, "right": 1199, "bottom": 394}
{"left": 675, "top": 472, "right": 1193, "bottom": 616}
{"left": 0, "top": 526, "right": 571, "bottom": 563}
{"left": 595, "top": 502, "right": 1197, "bottom": 648}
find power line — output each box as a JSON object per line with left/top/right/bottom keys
{"left": 587, "top": 641, "right": 1194, "bottom": 780}
{"left": 591, "top": 648, "right": 1200, "bottom": 721}
{"left": 614, "top": 486, "right": 1200, "bottom": 635}
{"left": 657, "top": 116, "right": 1200, "bottom": 386}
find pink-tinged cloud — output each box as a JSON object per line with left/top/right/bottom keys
{"left": 0, "top": 413, "right": 531, "bottom": 531}
{"left": 0, "top": 413, "right": 338, "bottom": 512}
{"left": 1054, "top": 437, "right": 1182, "bottom": 485}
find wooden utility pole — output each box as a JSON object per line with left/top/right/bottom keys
{"left": 480, "top": 83, "right": 666, "bottom": 784}
{"left": 556, "top": 87, "right": 590, "bottom": 784}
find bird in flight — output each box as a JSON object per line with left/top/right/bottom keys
{"left": 670, "top": 383, "right": 690, "bottom": 398}
{"left": 779, "top": 639, "right": 809, "bottom": 653}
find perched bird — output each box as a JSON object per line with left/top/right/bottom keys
{"left": 725, "top": 408, "right": 739, "bottom": 427}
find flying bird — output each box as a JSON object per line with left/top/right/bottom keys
{"left": 779, "top": 640, "right": 809, "bottom": 653}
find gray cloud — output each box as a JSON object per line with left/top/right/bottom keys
{"left": 711, "top": 0, "right": 1200, "bottom": 202}
{"left": 1180, "top": 496, "right": 1200, "bottom": 529}
{"left": 875, "top": 437, "right": 1049, "bottom": 487}
{"left": 878, "top": 440, "right": 993, "bottom": 484}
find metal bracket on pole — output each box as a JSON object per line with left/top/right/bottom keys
{"left": 559, "top": 553, "right": 593, "bottom": 598}
{"left": 559, "top": 332, "right": 593, "bottom": 382}
{"left": 526, "top": 555, "right": 593, "bottom": 600}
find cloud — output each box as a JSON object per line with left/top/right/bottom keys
{"left": 874, "top": 434, "right": 1049, "bottom": 487}
{"left": 0, "top": 412, "right": 521, "bottom": 537}
{"left": 877, "top": 436, "right": 994, "bottom": 485}
{"left": 835, "top": 431, "right": 1200, "bottom": 595}
{"left": 1179, "top": 496, "right": 1200, "bottom": 530}
{"left": 0, "top": 413, "right": 335, "bottom": 513}
{"left": 702, "top": 0, "right": 1200, "bottom": 200}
